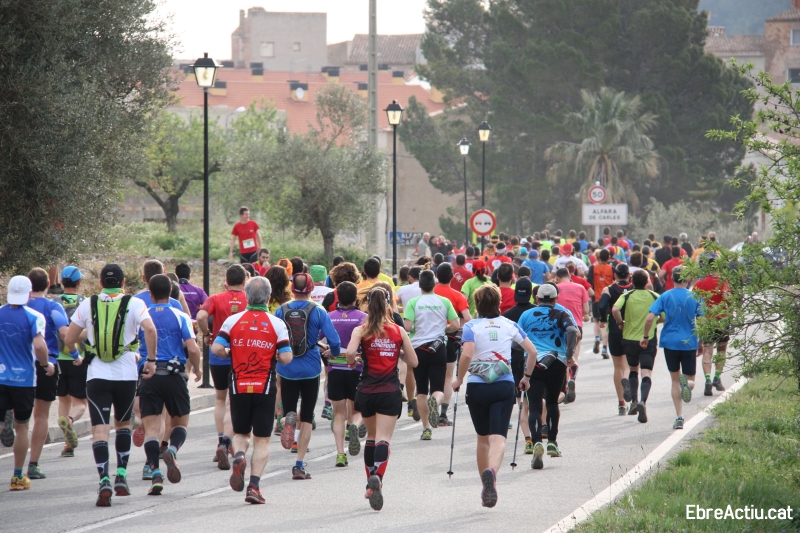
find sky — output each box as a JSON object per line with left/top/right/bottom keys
{"left": 159, "top": 0, "right": 429, "bottom": 60}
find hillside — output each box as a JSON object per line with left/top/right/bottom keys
{"left": 699, "top": 0, "right": 790, "bottom": 34}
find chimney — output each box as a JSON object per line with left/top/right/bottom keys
{"left": 239, "top": 9, "right": 245, "bottom": 28}
{"left": 209, "top": 80, "right": 227, "bottom": 97}
{"left": 251, "top": 68, "right": 263, "bottom": 82}
{"left": 327, "top": 67, "right": 340, "bottom": 83}
{"left": 289, "top": 81, "right": 309, "bottom": 102}
{"left": 392, "top": 70, "right": 405, "bottom": 85}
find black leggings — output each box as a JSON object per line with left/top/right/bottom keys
{"left": 526, "top": 360, "right": 566, "bottom": 444}
{"left": 465, "top": 381, "right": 516, "bottom": 437}
{"left": 280, "top": 376, "right": 320, "bottom": 424}
{"left": 412, "top": 344, "right": 447, "bottom": 396}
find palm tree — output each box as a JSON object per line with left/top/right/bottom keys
{"left": 545, "top": 87, "right": 659, "bottom": 212}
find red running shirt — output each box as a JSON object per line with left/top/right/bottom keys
{"left": 359, "top": 323, "right": 403, "bottom": 393}
{"left": 201, "top": 290, "right": 247, "bottom": 337}
{"left": 231, "top": 221, "right": 260, "bottom": 255}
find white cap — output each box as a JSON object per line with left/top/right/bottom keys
{"left": 520, "top": 238, "right": 528, "bottom": 244}
{"left": 7, "top": 276, "right": 32, "bottom": 305}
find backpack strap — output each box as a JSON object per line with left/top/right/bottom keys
{"left": 90, "top": 295, "right": 100, "bottom": 352}
{"left": 112, "top": 295, "right": 132, "bottom": 358}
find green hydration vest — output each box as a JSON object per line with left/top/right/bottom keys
{"left": 88, "top": 295, "right": 139, "bottom": 362}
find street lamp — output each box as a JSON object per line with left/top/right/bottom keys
{"left": 478, "top": 121, "right": 491, "bottom": 253}
{"left": 225, "top": 106, "right": 247, "bottom": 130}
{"left": 192, "top": 52, "right": 221, "bottom": 389}
{"left": 459, "top": 137, "right": 471, "bottom": 247}
{"left": 385, "top": 100, "right": 404, "bottom": 276}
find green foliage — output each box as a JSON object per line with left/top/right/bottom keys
{"left": 0, "top": 0, "right": 175, "bottom": 272}
{"left": 698, "top": 0, "right": 790, "bottom": 35}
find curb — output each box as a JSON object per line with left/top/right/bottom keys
{"left": 45, "top": 391, "right": 218, "bottom": 444}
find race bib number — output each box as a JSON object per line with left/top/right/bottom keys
{"left": 242, "top": 238, "right": 256, "bottom": 249}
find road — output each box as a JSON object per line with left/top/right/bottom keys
{"left": 0, "top": 334, "right": 731, "bottom": 532}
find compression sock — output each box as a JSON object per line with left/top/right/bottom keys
{"left": 222, "top": 435, "right": 232, "bottom": 448}
{"left": 249, "top": 475, "right": 260, "bottom": 489}
{"left": 715, "top": 370, "right": 722, "bottom": 379}
{"left": 144, "top": 438, "right": 160, "bottom": 471}
{"left": 440, "top": 403, "right": 449, "bottom": 417}
{"left": 294, "top": 429, "right": 300, "bottom": 442}
{"left": 569, "top": 364, "right": 579, "bottom": 381}
{"left": 641, "top": 377, "right": 652, "bottom": 404}
{"left": 13, "top": 468, "right": 22, "bottom": 478}
{"left": 527, "top": 411, "right": 543, "bottom": 442}
{"left": 92, "top": 441, "right": 110, "bottom": 480}
{"left": 218, "top": 433, "right": 224, "bottom": 445}
{"left": 169, "top": 427, "right": 187, "bottom": 452}
{"left": 705, "top": 373, "right": 711, "bottom": 381}
{"left": 373, "top": 441, "right": 390, "bottom": 479}
{"left": 619, "top": 400, "right": 625, "bottom": 407}
{"left": 364, "top": 440, "right": 376, "bottom": 480}
{"left": 295, "top": 460, "right": 303, "bottom": 468}
{"left": 115, "top": 428, "right": 132, "bottom": 471}
{"left": 629, "top": 371, "right": 639, "bottom": 404}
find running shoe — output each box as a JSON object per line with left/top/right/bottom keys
{"left": 618, "top": 405, "right": 626, "bottom": 416}
{"left": 281, "top": 411, "right": 297, "bottom": 450}
{"left": 704, "top": 380, "right": 713, "bottom": 396}
{"left": 345, "top": 429, "right": 350, "bottom": 441}
{"left": 359, "top": 423, "right": 367, "bottom": 439}
{"left": 367, "top": 474, "right": 383, "bottom": 511}
{"left": 148, "top": 473, "right": 163, "bottom": 496}
{"left": 480, "top": 468, "right": 497, "bottom": 508}
{"left": 679, "top": 374, "right": 692, "bottom": 403}
{"left": 439, "top": 415, "right": 452, "bottom": 427}
{"left": 335, "top": 453, "right": 348, "bottom": 467}
{"left": 627, "top": 402, "right": 638, "bottom": 416}
{"left": 566, "top": 379, "right": 576, "bottom": 403}
{"left": 291, "top": 442, "right": 298, "bottom": 453}
{"left": 420, "top": 428, "right": 432, "bottom": 441}
{"left": 142, "top": 463, "right": 154, "bottom": 480}
{"left": 713, "top": 377, "right": 725, "bottom": 392}
{"left": 1, "top": 411, "right": 13, "bottom": 448}
{"left": 96, "top": 477, "right": 113, "bottom": 507}
{"left": 601, "top": 346, "right": 609, "bottom": 359}
{"left": 312, "top": 415, "right": 317, "bottom": 430}
{"left": 132, "top": 425, "right": 145, "bottom": 448}
{"left": 593, "top": 337, "right": 600, "bottom": 354}
{"left": 245, "top": 486, "right": 265, "bottom": 504}
{"left": 292, "top": 465, "right": 311, "bottom": 480}
{"left": 321, "top": 403, "right": 333, "bottom": 421}
{"left": 162, "top": 447, "right": 181, "bottom": 484}
{"left": 546, "top": 442, "right": 562, "bottom": 457}
{"left": 58, "top": 416, "right": 79, "bottom": 449}
{"left": 531, "top": 442, "right": 544, "bottom": 469}
{"left": 61, "top": 445, "right": 74, "bottom": 458}
{"left": 9, "top": 475, "right": 30, "bottom": 491}
{"left": 230, "top": 455, "right": 247, "bottom": 492}
{"left": 114, "top": 474, "right": 130, "bottom": 497}
{"left": 524, "top": 440, "right": 534, "bottom": 455}
{"left": 637, "top": 402, "right": 647, "bottom": 423}
{"left": 409, "top": 398, "right": 420, "bottom": 421}
{"left": 428, "top": 396, "right": 439, "bottom": 428}
{"left": 274, "top": 416, "right": 284, "bottom": 434}
{"left": 216, "top": 443, "right": 230, "bottom": 470}
{"left": 348, "top": 423, "right": 361, "bottom": 456}
{"left": 673, "top": 417, "right": 684, "bottom": 430}
{"left": 621, "top": 378, "right": 632, "bottom": 402}
{"left": 159, "top": 444, "right": 167, "bottom": 458}
{"left": 27, "top": 465, "right": 46, "bottom": 479}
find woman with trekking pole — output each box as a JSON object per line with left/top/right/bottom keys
{"left": 452, "top": 285, "right": 538, "bottom": 508}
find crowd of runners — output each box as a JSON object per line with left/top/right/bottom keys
{"left": 0, "top": 206, "right": 735, "bottom": 511}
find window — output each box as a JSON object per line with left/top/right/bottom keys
{"left": 790, "top": 69, "right": 800, "bottom": 84}
{"left": 260, "top": 41, "right": 275, "bottom": 58}
{"left": 292, "top": 42, "right": 301, "bottom": 52}
{"left": 792, "top": 29, "right": 800, "bottom": 45}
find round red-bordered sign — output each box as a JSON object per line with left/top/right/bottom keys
{"left": 470, "top": 209, "right": 497, "bottom": 236}
{"left": 588, "top": 185, "right": 607, "bottom": 204}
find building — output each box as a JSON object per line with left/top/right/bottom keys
{"left": 328, "top": 34, "right": 426, "bottom": 72}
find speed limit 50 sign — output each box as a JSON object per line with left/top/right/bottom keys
{"left": 588, "top": 185, "right": 607, "bottom": 204}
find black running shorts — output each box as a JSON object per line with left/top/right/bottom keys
{"left": 663, "top": 348, "right": 697, "bottom": 376}
{"left": 510, "top": 349, "right": 525, "bottom": 398}
{"left": 327, "top": 369, "right": 360, "bottom": 402}
{"left": 86, "top": 379, "right": 137, "bottom": 426}
{"left": 623, "top": 339, "right": 657, "bottom": 370}
{"left": 445, "top": 338, "right": 461, "bottom": 364}
{"left": 412, "top": 343, "right": 447, "bottom": 396}
{"left": 138, "top": 373, "right": 191, "bottom": 418}
{"left": 210, "top": 364, "right": 231, "bottom": 391}
{"left": 280, "top": 376, "right": 320, "bottom": 424}
{"left": 354, "top": 390, "right": 402, "bottom": 418}
{"left": 0, "top": 385, "right": 35, "bottom": 424}
{"left": 230, "top": 392, "right": 277, "bottom": 438}
{"left": 57, "top": 359, "right": 88, "bottom": 399}
{"left": 591, "top": 302, "right": 602, "bottom": 320}
{"left": 465, "top": 380, "right": 516, "bottom": 437}
{"left": 34, "top": 362, "right": 59, "bottom": 402}
{"left": 608, "top": 331, "right": 624, "bottom": 357}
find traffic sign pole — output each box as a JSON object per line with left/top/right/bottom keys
{"left": 588, "top": 184, "right": 607, "bottom": 243}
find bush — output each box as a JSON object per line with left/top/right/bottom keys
{"left": 630, "top": 200, "right": 752, "bottom": 248}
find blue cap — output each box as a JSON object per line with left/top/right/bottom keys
{"left": 61, "top": 266, "right": 83, "bottom": 283}
{"left": 529, "top": 250, "right": 539, "bottom": 259}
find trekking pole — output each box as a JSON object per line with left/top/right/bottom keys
{"left": 447, "top": 388, "right": 458, "bottom": 479}
{"left": 509, "top": 392, "right": 525, "bottom": 470}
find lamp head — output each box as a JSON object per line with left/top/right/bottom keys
{"left": 458, "top": 137, "right": 470, "bottom": 156}
{"left": 193, "top": 53, "right": 221, "bottom": 88}
{"left": 385, "top": 99, "right": 404, "bottom": 126}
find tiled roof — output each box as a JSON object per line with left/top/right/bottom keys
{"left": 766, "top": 8, "right": 800, "bottom": 21}
{"left": 173, "top": 69, "right": 445, "bottom": 134}
{"left": 705, "top": 34, "right": 766, "bottom": 55}
{"left": 346, "top": 34, "right": 422, "bottom": 65}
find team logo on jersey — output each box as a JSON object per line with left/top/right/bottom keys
{"left": 489, "top": 330, "right": 498, "bottom": 341}
{"left": 231, "top": 305, "right": 239, "bottom": 313}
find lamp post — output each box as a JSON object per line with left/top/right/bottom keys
{"left": 385, "top": 100, "right": 404, "bottom": 276}
{"left": 225, "top": 106, "right": 246, "bottom": 130}
{"left": 478, "top": 121, "right": 491, "bottom": 253}
{"left": 459, "top": 137, "right": 471, "bottom": 247}
{"left": 192, "top": 52, "right": 220, "bottom": 389}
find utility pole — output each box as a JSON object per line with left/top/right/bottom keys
{"left": 367, "top": 0, "right": 380, "bottom": 255}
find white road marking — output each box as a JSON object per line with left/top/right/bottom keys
{"left": 540, "top": 376, "right": 749, "bottom": 533}
{"left": 399, "top": 422, "right": 422, "bottom": 431}
{"left": 66, "top": 509, "right": 153, "bottom": 533}
{"left": 309, "top": 450, "right": 338, "bottom": 462}
{"left": 190, "top": 486, "right": 229, "bottom": 498}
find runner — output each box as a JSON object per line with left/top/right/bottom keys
{"left": 251, "top": 248, "right": 271, "bottom": 276}
{"left": 518, "top": 284, "right": 579, "bottom": 469}
{"left": 321, "top": 262, "right": 362, "bottom": 313}
{"left": 640, "top": 267, "right": 702, "bottom": 430}
{"left": 357, "top": 258, "right": 383, "bottom": 290}
{"left": 521, "top": 250, "right": 549, "bottom": 285}
{"left": 598, "top": 263, "right": 634, "bottom": 414}
{"left": 453, "top": 284, "right": 538, "bottom": 507}
{"left": 404, "top": 270, "right": 459, "bottom": 440}
{"left": 461, "top": 260, "right": 492, "bottom": 316}
{"left": 276, "top": 273, "right": 341, "bottom": 479}
{"left": 265, "top": 265, "right": 292, "bottom": 314}
{"left": 693, "top": 267, "right": 730, "bottom": 396}
{"left": 554, "top": 243, "right": 587, "bottom": 275}
{"left": 612, "top": 270, "right": 660, "bottom": 423}
{"left": 175, "top": 263, "right": 208, "bottom": 319}
{"left": 587, "top": 249, "right": 615, "bottom": 358}
{"left": 309, "top": 265, "right": 333, "bottom": 306}
{"left": 554, "top": 268, "right": 589, "bottom": 403}
{"left": 433, "top": 263, "right": 472, "bottom": 426}
{"left": 64, "top": 264, "right": 156, "bottom": 506}
{"left": 659, "top": 245, "right": 684, "bottom": 292}
{"left": 197, "top": 265, "right": 248, "bottom": 470}
{"left": 347, "top": 286, "right": 418, "bottom": 511}
{"left": 55, "top": 267, "right": 88, "bottom": 458}
{"left": 452, "top": 254, "right": 474, "bottom": 292}
{"left": 325, "top": 281, "right": 367, "bottom": 466}
{"left": 0, "top": 276, "right": 52, "bottom": 491}
{"left": 211, "top": 277, "right": 293, "bottom": 504}
{"left": 488, "top": 242, "right": 512, "bottom": 273}
{"left": 496, "top": 263, "right": 516, "bottom": 314}
{"left": 228, "top": 206, "right": 263, "bottom": 263}
{"left": 138, "top": 275, "right": 201, "bottom": 495}
{"left": 24, "top": 268, "right": 73, "bottom": 480}
{"left": 396, "top": 267, "right": 422, "bottom": 309}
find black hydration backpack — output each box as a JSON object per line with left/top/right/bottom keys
{"left": 279, "top": 301, "right": 315, "bottom": 356}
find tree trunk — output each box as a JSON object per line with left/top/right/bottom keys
{"left": 165, "top": 195, "right": 180, "bottom": 234}
{"left": 322, "top": 232, "right": 335, "bottom": 259}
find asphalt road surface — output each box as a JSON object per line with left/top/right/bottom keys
{"left": 0, "top": 334, "right": 732, "bottom": 533}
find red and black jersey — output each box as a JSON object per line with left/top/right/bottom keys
{"left": 359, "top": 323, "right": 403, "bottom": 394}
